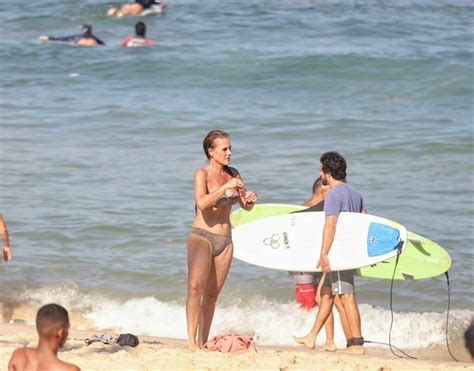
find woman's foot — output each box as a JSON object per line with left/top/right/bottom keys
{"left": 292, "top": 335, "right": 315, "bottom": 349}
{"left": 188, "top": 341, "right": 198, "bottom": 352}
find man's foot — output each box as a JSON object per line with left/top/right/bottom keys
{"left": 341, "top": 345, "right": 366, "bottom": 355}
{"left": 323, "top": 343, "right": 337, "bottom": 352}
{"left": 292, "top": 335, "right": 315, "bottom": 349}
{"left": 106, "top": 8, "right": 117, "bottom": 16}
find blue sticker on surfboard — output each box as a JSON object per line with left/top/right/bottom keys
{"left": 367, "top": 223, "right": 400, "bottom": 257}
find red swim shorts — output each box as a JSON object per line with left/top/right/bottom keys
{"left": 295, "top": 283, "right": 316, "bottom": 309}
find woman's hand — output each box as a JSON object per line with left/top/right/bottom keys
{"left": 224, "top": 177, "right": 244, "bottom": 191}
{"left": 3, "top": 246, "right": 11, "bottom": 262}
{"left": 243, "top": 190, "right": 257, "bottom": 205}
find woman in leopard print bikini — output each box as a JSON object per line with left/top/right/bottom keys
{"left": 186, "top": 129, "right": 257, "bottom": 351}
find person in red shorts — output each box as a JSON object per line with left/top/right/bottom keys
{"left": 121, "top": 22, "right": 154, "bottom": 48}
{"left": 290, "top": 177, "right": 328, "bottom": 310}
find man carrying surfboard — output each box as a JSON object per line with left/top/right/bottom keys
{"left": 293, "top": 151, "right": 365, "bottom": 354}
{"left": 290, "top": 178, "right": 352, "bottom": 351}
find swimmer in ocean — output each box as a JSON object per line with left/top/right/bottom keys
{"left": 121, "top": 22, "right": 155, "bottom": 47}
{"left": 39, "top": 24, "right": 105, "bottom": 46}
{"left": 107, "top": 0, "right": 165, "bottom": 17}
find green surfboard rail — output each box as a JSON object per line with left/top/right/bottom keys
{"left": 230, "top": 204, "right": 451, "bottom": 280}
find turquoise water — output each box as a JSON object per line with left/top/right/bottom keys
{"left": 0, "top": 0, "right": 473, "bottom": 349}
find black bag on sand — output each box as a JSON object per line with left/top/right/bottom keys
{"left": 115, "top": 333, "right": 139, "bottom": 347}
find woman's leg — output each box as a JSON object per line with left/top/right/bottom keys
{"left": 186, "top": 235, "right": 212, "bottom": 351}
{"left": 198, "top": 243, "right": 233, "bottom": 347}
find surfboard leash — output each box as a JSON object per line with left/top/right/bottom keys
{"left": 367, "top": 247, "right": 460, "bottom": 361}
{"left": 362, "top": 242, "right": 417, "bottom": 359}
{"left": 387, "top": 240, "right": 417, "bottom": 359}
{"left": 444, "top": 271, "right": 460, "bottom": 362}
{"left": 362, "top": 339, "right": 413, "bottom": 355}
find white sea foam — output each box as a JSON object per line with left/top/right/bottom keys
{"left": 86, "top": 297, "right": 187, "bottom": 339}
{"left": 16, "top": 284, "right": 472, "bottom": 348}
{"left": 85, "top": 297, "right": 472, "bottom": 348}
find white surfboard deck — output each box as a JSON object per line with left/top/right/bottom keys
{"left": 232, "top": 211, "right": 407, "bottom": 272}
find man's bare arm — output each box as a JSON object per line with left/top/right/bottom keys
{"left": 317, "top": 215, "right": 338, "bottom": 273}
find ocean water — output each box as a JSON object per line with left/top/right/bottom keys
{"left": 0, "top": 0, "right": 473, "bottom": 352}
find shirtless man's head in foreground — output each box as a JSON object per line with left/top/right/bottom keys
{"left": 8, "top": 303, "right": 80, "bottom": 371}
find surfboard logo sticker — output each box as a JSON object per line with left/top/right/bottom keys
{"left": 283, "top": 232, "right": 289, "bottom": 249}
{"left": 263, "top": 233, "right": 290, "bottom": 249}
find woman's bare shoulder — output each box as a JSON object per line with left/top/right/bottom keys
{"left": 194, "top": 167, "right": 208, "bottom": 182}
{"left": 194, "top": 167, "right": 208, "bottom": 178}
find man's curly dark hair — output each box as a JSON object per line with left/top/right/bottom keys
{"left": 320, "top": 151, "right": 347, "bottom": 180}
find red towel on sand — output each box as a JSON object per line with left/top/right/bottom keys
{"left": 203, "top": 334, "right": 255, "bottom": 354}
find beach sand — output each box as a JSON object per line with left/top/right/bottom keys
{"left": 1, "top": 323, "right": 472, "bottom": 370}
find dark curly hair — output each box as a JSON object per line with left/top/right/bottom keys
{"left": 320, "top": 151, "right": 347, "bottom": 180}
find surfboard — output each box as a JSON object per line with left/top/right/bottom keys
{"left": 355, "top": 230, "right": 451, "bottom": 280}
{"left": 231, "top": 204, "right": 451, "bottom": 280}
{"left": 140, "top": 4, "right": 164, "bottom": 16}
{"left": 232, "top": 211, "right": 407, "bottom": 272}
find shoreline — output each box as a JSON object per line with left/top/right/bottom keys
{"left": 1, "top": 323, "right": 472, "bottom": 370}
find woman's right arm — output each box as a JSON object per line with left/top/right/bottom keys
{"left": 194, "top": 169, "right": 243, "bottom": 211}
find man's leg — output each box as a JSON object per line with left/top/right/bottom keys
{"left": 339, "top": 293, "right": 365, "bottom": 353}
{"left": 334, "top": 294, "right": 353, "bottom": 347}
{"left": 336, "top": 270, "right": 365, "bottom": 355}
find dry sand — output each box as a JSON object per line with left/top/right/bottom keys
{"left": 1, "top": 323, "right": 472, "bottom": 370}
